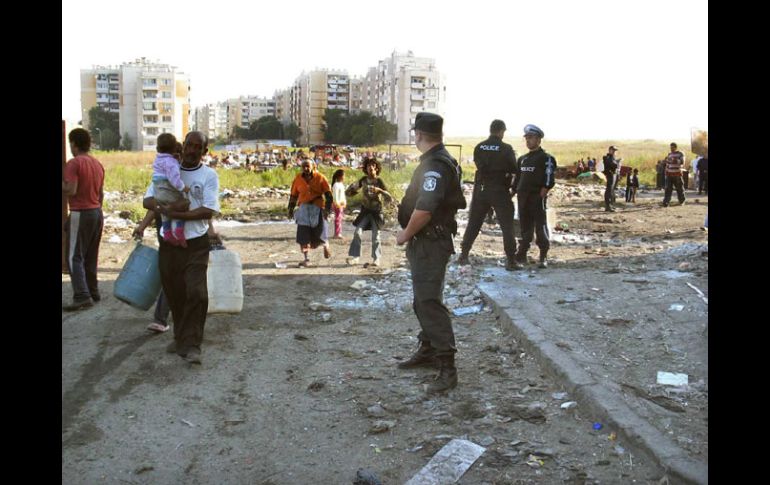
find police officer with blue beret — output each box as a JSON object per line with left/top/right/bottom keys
{"left": 457, "top": 119, "right": 523, "bottom": 270}
{"left": 514, "top": 124, "right": 557, "bottom": 268}
{"left": 396, "top": 112, "right": 467, "bottom": 393}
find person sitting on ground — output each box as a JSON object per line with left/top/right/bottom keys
{"left": 152, "top": 134, "right": 190, "bottom": 247}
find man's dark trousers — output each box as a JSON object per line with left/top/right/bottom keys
{"left": 65, "top": 208, "right": 104, "bottom": 303}
{"left": 159, "top": 235, "right": 210, "bottom": 353}
{"left": 461, "top": 186, "right": 517, "bottom": 260}
{"left": 663, "top": 176, "right": 686, "bottom": 205}
{"left": 604, "top": 174, "right": 616, "bottom": 208}
{"left": 517, "top": 191, "right": 550, "bottom": 253}
{"left": 406, "top": 236, "right": 456, "bottom": 357}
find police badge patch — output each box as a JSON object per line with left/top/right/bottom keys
{"left": 423, "top": 176, "right": 437, "bottom": 191}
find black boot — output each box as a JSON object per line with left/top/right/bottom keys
{"left": 398, "top": 341, "right": 438, "bottom": 369}
{"left": 427, "top": 354, "right": 458, "bottom": 393}
{"left": 538, "top": 249, "right": 548, "bottom": 269}
{"left": 506, "top": 257, "right": 524, "bottom": 271}
{"left": 514, "top": 248, "right": 528, "bottom": 265}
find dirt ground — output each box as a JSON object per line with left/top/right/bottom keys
{"left": 62, "top": 180, "right": 707, "bottom": 484}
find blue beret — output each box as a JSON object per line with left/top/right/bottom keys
{"left": 523, "top": 124, "right": 545, "bottom": 138}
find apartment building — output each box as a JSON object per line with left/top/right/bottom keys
{"left": 288, "top": 69, "right": 351, "bottom": 145}
{"left": 365, "top": 51, "right": 445, "bottom": 144}
{"left": 80, "top": 58, "right": 190, "bottom": 151}
{"left": 226, "top": 96, "right": 276, "bottom": 136}
{"left": 274, "top": 88, "right": 292, "bottom": 125}
{"left": 193, "top": 102, "right": 228, "bottom": 140}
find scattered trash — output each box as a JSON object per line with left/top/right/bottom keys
{"left": 668, "top": 304, "right": 685, "bottom": 311}
{"left": 369, "top": 420, "right": 396, "bottom": 434}
{"left": 366, "top": 404, "right": 386, "bottom": 418}
{"left": 353, "top": 468, "right": 383, "bottom": 485}
{"left": 526, "top": 454, "right": 545, "bottom": 468}
{"left": 107, "top": 235, "right": 126, "bottom": 244}
{"left": 320, "top": 313, "right": 332, "bottom": 322}
{"left": 478, "top": 436, "right": 495, "bottom": 446}
{"left": 307, "top": 380, "right": 326, "bottom": 391}
{"left": 404, "top": 439, "right": 486, "bottom": 485}
{"left": 293, "top": 333, "right": 309, "bottom": 341}
{"left": 677, "top": 262, "right": 691, "bottom": 271}
{"left": 613, "top": 445, "right": 626, "bottom": 455}
{"left": 453, "top": 305, "right": 483, "bottom": 316}
{"left": 180, "top": 419, "right": 195, "bottom": 427}
{"left": 590, "top": 287, "right": 601, "bottom": 292}
{"left": 350, "top": 280, "right": 368, "bottom": 290}
{"left": 551, "top": 392, "right": 568, "bottom": 400}
{"left": 407, "top": 444, "right": 424, "bottom": 453}
{"left": 608, "top": 432, "right": 617, "bottom": 441}
{"left": 560, "top": 401, "right": 578, "bottom": 410}
{"left": 657, "top": 371, "right": 689, "bottom": 386}
{"left": 593, "top": 422, "right": 603, "bottom": 430}
{"left": 686, "top": 282, "right": 708, "bottom": 305}
{"left": 274, "top": 262, "right": 287, "bottom": 269}
{"left": 309, "top": 302, "right": 332, "bottom": 311}
{"left": 134, "top": 466, "right": 154, "bottom": 475}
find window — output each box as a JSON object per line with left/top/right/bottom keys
{"left": 161, "top": 79, "right": 172, "bottom": 86}
{"left": 143, "top": 79, "right": 157, "bottom": 87}
{"left": 143, "top": 102, "right": 157, "bottom": 111}
{"left": 146, "top": 127, "right": 159, "bottom": 135}
{"left": 427, "top": 101, "right": 436, "bottom": 108}
{"left": 143, "top": 91, "right": 157, "bottom": 99}
{"left": 144, "top": 115, "right": 158, "bottom": 123}
{"left": 96, "top": 81, "right": 108, "bottom": 90}
{"left": 162, "top": 91, "right": 172, "bottom": 99}
{"left": 162, "top": 115, "right": 172, "bottom": 123}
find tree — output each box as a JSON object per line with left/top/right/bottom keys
{"left": 284, "top": 122, "right": 302, "bottom": 146}
{"left": 120, "top": 132, "right": 133, "bottom": 151}
{"left": 232, "top": 126, "right": 254, "bottom": 140}
{"left": 251, "top": 116, "right": 283, "bottom": 139}
{"left": 87, "top": 106, "right": 120, "bottom": 150}
{"left": 322, "top": 109, "right": 397, "bottom": 145}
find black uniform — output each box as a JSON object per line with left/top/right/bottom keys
{"left": 515, "top": 147, "right": 556, "bottom": 257}
{"left": 698, "top": 157, "right": 708, "bottom": 194}
{"left": 460, "top": 136, "right": 518, "bottom": 260}
{"left": 602, "top": 153, "right": 618, "bottom": 209}
{"left": 398, "top": 143, "right": 466, "bottom": 357}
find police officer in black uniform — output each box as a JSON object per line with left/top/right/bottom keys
{"left": 457, "top": 119, "right": 523, "bottom": 270}
{"left": 514, "top": 124, "right": 556, "bottom": 269}
{"left": 396, "top": 112, "right": 467, "bottom": 394}
{"left": 602, "top": 145, "right": 620, "bottom": 212}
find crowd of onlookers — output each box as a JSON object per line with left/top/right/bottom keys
{"left": 201, "top": 148, "right": 418, "bottom": 172}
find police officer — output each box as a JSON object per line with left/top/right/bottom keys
{"left": 396, "top": 112, "right": 467, "bottom": 394}
{"left": 514, "top": 124, "right": 556, "bottom": 269}
{"left": 457, "top": 119, "right": 523, "bottom": 270}
{"left": 602, "top": 145, "right": 620, "bottom": 212}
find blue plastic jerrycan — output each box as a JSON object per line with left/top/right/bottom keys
{"left": 114, "top": 242, "right": 162, "bottom": 311}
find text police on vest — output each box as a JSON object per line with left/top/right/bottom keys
{"left": 479, "top": 145, "right": 500, "bottom": 151}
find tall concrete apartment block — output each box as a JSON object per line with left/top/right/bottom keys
{"left": 193, "top": 102, "right": 228, "bottom": 141}
{"left": 288, "top": 69, "right": 351, "bottom": 146}
{"left": 367, "top": 51, "right": 445, "bottom": 144}
{"left": 226, "top": 96, "right": 276, "bottom": 136}
{"left": 80, "top": 58, "right": 190, "bottom": 151}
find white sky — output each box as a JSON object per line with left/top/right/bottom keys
{"left": 62, "top": 0, "right": 707, "bottom": 140}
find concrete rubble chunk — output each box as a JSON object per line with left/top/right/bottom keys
{"left": 404, "top": 439, "right": 485, "bottom": 485}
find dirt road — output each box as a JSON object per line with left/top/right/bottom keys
{"left": 62, "top": 182, "right": 707, "bottom": 484}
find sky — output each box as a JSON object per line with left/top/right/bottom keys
{"left": 62, "top": 0, "right": 708, "bottom": 140}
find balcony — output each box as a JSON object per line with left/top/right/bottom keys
{"left": 411, "top": 82, "right": 425, "bottom": 89}
{"left": 411, "top": 94, "right": 424, "bottom": 101}
{"left": 410, "top": 106, "right": 425, "bottom": 113}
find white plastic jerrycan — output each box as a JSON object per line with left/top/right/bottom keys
{"left": 207, "top": 247, "right": 243, "bottom": 314}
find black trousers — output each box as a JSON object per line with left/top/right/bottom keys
{"left": 406, "top": 236, "right": 455, "bottom": 356}
{"left": 159, "top": 235, "right": 210, "bottom": 353}
{"left": 698, "top": 170, "right": 708, "bottom": 194}
{"left": 461, "top": 186, "right": 517, "bottom": 260}
{"left": 517, "top": 191, "right": 550, "bottom": 252}
{"left": 663, "top": 176, "right": 686, "bottom": 205}
{"left": 604, "top": 174, "right": 616, "bottom": 207}
{"left": 64, "top": 208, "right": 104, "bottom": 303}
